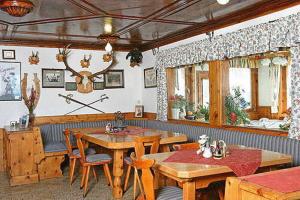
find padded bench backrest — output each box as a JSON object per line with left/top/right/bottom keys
{"left": 39, "top": 120, "right": 118, "bottom": 145}
{"left": 127, "top": 120, "right": 300, "bottom": 166}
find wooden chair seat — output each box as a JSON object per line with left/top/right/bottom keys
{"left": 156, "top": 186, "right": 183, "bottom": 200}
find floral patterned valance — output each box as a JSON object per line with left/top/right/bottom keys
{"left": 155, "top": 12, "right": 300, "bottom": 69}
{"left": 154, "top": 11, "right": 300, "bottom": 140}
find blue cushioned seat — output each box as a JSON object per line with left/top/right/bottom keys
{"left": 156, "top": 186, "right": 183, "bottom": 200}
{"left": 124, "top": 156, "right": 131, "bottom": 164}
{"left": 72, "top": 148, "right": 96, "bottom": 156}
{"left": 44, "top": 142, "right": 67, "bottom": 153}
{"left": 86, "top": 154, "right": 112, "bottom": 163}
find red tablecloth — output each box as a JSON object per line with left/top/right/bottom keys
{"left": 163, "top": 148, "right": 262, "bottom": 177}
{"left": 91, "top": 128, "right": 149, "bottom": 136}
{"left": 242, "top": 167, "right": 300, "bottom": 193}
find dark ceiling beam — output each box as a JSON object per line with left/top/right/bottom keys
{"left": 0, "top": 30, "right": 153, "bottom": 42}
{"left": 13, "top": 13, "right": 198, "bottom": 26}
{"left": 0, "top": 39, "right": 135, "bottom": 51}
{"left": 79, "top": 0, "right": 109, "bottom": 15}
{"left": 65, "top": 0, "right": 98, "bottom": 15}
{"left": 140, "top": 0, "right": 300, "bottom": 51}
{"left": 114, "top": 0, "right": 190, "bottom": 35}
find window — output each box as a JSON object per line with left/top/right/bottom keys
{"left": 167, "top": 64, "right": 209, "bottom": 122}
{"left": 229, "top": 68, "right": 251, "bottom": 109}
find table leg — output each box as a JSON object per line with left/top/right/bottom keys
{"left": 183, "top": 181, "right": 196, "bottom": 200}
{"left": 113, "top": 149, "right": 124, "bottom": 199}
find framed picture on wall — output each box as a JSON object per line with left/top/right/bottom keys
{"left": 65, "top": 82, "right": 77, "bottom": 91}
{"left": 93, "top": 82, "right": 104, "bottom": 90}
{"left": 2, "top": 50, "right": 15, "bottom": 60}
{"left": 144, "top": 67, "right": 157, "bottom": 88}
{"left": 135, "top": 105, "right": 144, "bottom": 118}
{"left": 104, "top": 70, "right": 124, "bottom": 89}
{"left": 0, "top": 61, "right": 21, "bottom": 101}
{"left": 42, "top": 69, "right": 65, "bottom": 88}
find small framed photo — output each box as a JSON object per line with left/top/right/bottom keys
{"left": 93, "top": 82, "right": 104, "bottom": 90}
{"left": 65, "top": 82, "right": 77, "bottom": 91}
{"left": 2, "top": 50, "right": 15, "bottom": 60}
{"left": 135, "top": 105, "right": 144, "bottom": 118}
{"left": 42, "top": 69, "right": 65, "bottom": 88}
{"left": 104, "top": 70, "right": 124, "bottom": 89}
{"left": 144, "top": 67, "right": 157, "bottom": 88}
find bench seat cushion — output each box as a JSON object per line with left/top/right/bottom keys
{"left": 44, "top": 142, "right": 67, "bottom": 153}
{"left": 156, "top": 186, "right": 183, "bottom": 200}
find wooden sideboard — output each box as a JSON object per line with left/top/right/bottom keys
{"left": 3, "top": 126, "right": 44, "bottom": 186}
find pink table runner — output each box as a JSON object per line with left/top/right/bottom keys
{"left": 91, "top": 128, "right": 149, "bottom": 136}
{"left": 242, "top": 167, "right": 300, "bottom": 193}
{"left": 163, "top": 148, "right": 262, "bottom": 177}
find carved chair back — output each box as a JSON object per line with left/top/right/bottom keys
{"left": 131, "top": 153, "right": 155, "bottom": 200}
{"left": 133, "top": 135, "right": 161, "bottom": 159}
{"left": 63, "top": 129, "right": 73, "bottom": 156}
{"left": 75, "top": 133, "right": 86, "bottom": 162}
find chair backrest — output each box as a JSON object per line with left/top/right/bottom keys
{"left": 131, "top": 153, "right": 155, "bottom": 200}
{"left": 75, "top": 133, "right": 86, "bottom": 162}
{"left": 133, "top": 135, "right": 161, "bottom": 159}
{"left": 63, "top": 129, "right": 73, "bottom": 155}
{"left": 173, "top": 142, "right": 199, "bottom": 151}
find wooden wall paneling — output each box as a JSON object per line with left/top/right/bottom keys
{"left": 209, "top": 61, "right": 229, "bottom": 126}
{"left": 279, "top": 66, "right": 287, "bottom": 117}
{"left": 34, "top": 112, "right": 153, "bottom": 126}
{"left": 0, "top": 128, "right": 4, "bottom": 172}
{"left": 166, "top": 68, "right": 176, "bottom": 119}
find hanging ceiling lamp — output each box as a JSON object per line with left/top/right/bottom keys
{"left": 0, "top": 0, "right": 34, "bottom": 17}
{"left": 97, "top": 34, "right": 119, "bottom": 53}
{"left": 217, "top": 0, "right": 230, "bottom": 5}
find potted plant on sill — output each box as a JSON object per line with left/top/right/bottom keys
{"left": 225, "top": 87, "right": 250, "bottom": 126}
{"left": 194, "top": 104, "right": 209, "bottom": 122}
{"left": 170, "top": 95, "right": 186, "bottom": 120}
{"left": 185, "top": 101, "right": 196, "bottom": 120}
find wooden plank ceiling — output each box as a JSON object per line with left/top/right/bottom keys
{"left": 0, "top": 0, "right": 299, "bottom": 51}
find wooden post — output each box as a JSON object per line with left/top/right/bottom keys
{"left": 0, "top": 128, "right": 4, "bottom": 172}
{"left": 166, "top": 68, "right": 176, "bottom": 119}
{"left": 209, "top": 61, "right": 229, "bottom": 126}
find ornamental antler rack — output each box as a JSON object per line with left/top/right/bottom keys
{"left": 59, "top": 44, "right": 117, "bottom": 93}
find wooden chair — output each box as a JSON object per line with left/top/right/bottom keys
{"left": 173, "top": 142, "right": 199, "bottom": 151}
{"left": 123, "top": 134, "right": 161, "bottom": 199}
{"left": 64, "top": 129, "right": 96, "bottom": 185}
{"left": 131, "top": 153, "right": 183, "bottom": 200}
{"left": 75, "top": 133, "right": 113, "bottom": 197}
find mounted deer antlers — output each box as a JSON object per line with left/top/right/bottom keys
{"left": 59, "top": 45, "right": 117, "bottom": 93}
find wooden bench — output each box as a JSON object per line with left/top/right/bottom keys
{"left": 225, "top": 168, "right": 300, "bottom": 200}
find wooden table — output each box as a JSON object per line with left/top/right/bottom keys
{"left": 70, "top": 126, "right": 187, "bottom": 199}
{"left": 143, "top": 146, "right": 292, "bottom": 200}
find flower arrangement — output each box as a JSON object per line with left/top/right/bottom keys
{"left": 170, "top": 95, "right": 186, "bottom": 111}
{"left": 225, "top": 87, "right": 250, "bottom": 125}
{"left": 24, "top": 86, "right": 37, "bottom": 115}
{"left": 194, "top": 104, "right": 209, "bottom": 121}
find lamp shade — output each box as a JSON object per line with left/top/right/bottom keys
{"left": 217, "top": 0, "right": 230, "bottom": 5}
{"left": 0, "top": 0, "right": 34, "bottom": 17}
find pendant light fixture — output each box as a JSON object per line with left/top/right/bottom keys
{"left": 0, "top": 0, "right": 34, "bottom": 17}
{"left": 217, "top": 0, "right": 230, "bottom": 5}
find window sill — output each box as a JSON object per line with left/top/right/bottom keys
{"left": 167, "top": 119, "right": 211, "bottom": 127}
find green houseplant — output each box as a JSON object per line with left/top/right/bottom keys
{"left": 225, "top": 87, "right": 250, "bottom": 126}
{"left": 170, "top": 95, "right": 186, "bottom": 119}
{"left": 194, "top": 104, "right": 209, "bottom": 122}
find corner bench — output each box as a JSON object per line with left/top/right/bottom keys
{"left": 35, "top": 119, "right": 300, "bottom": 181}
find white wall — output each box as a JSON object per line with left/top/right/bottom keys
{"left": 141, "top": 5, "right": 300, "bottom": 113}
{"left": 0, "top": 46, "right": 143, "bottom": 127}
